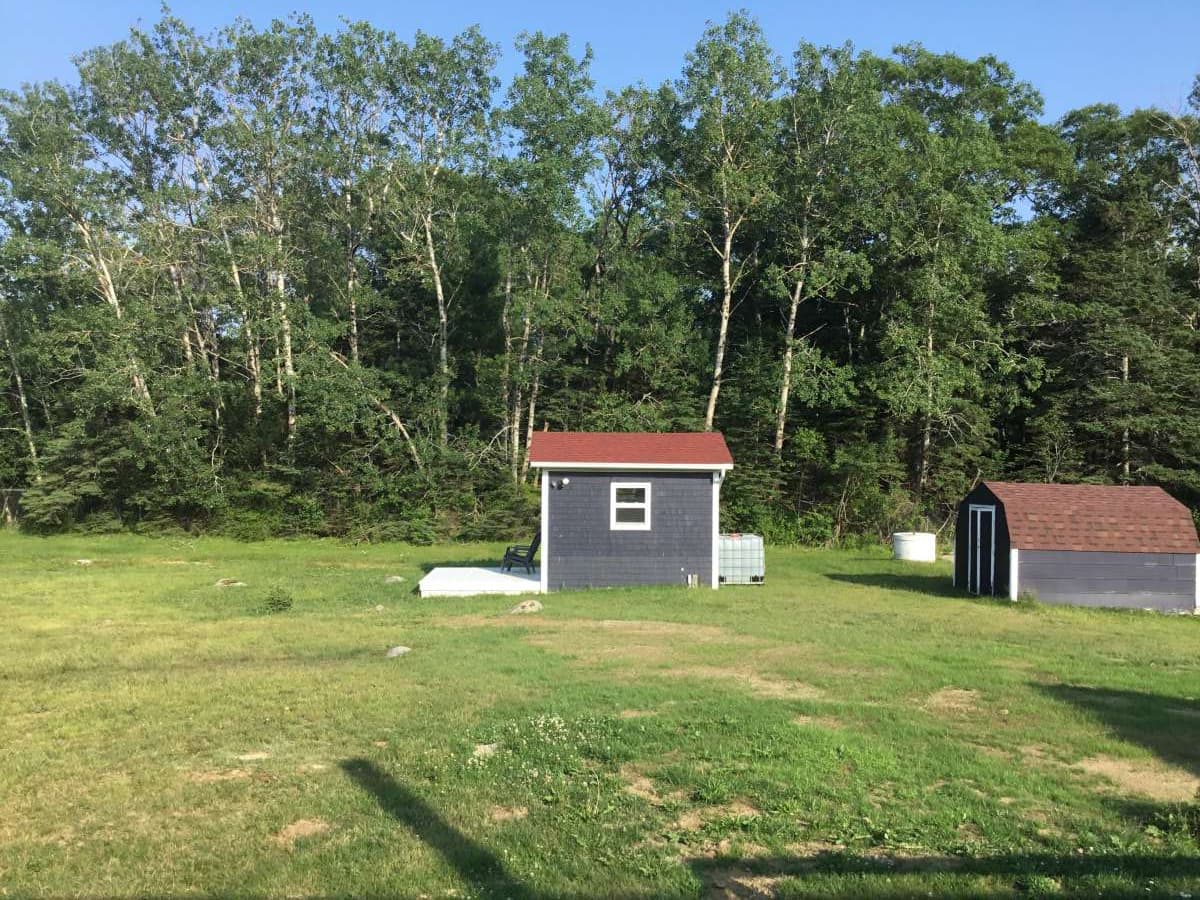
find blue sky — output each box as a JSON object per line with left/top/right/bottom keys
{"left": 2, "top": 0, "right": 1196, "bottom": 121}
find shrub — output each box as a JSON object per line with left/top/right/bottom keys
{"left": 259, "top": 587, "right": 294, "bottom": 615}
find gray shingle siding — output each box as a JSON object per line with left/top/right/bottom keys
{"left": 545, "top": 470, "right": 713, "bottom": 590}
{"left": 1019, "top": 550, "right": 1196, "bottom": 612}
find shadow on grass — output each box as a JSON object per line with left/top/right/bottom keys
{"left": 826, "top": 572, "right": 960, "bottom": 598}
{"left": 340, "top": 758, "right": 536, "bottom": 899}
{"left": 338, "top": 756, "right": 1197, "bottom": 899}
{"left": 687, "top": 850, "right": 1200, "bottom": 897}
{"left": 1035, "top": 684, "right": 1200, "bottom": 781}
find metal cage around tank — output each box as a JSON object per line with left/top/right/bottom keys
{"left": 719, "top": 533, "right": 765, "bottom": 585}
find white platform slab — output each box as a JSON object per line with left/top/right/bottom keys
{"left": 418, "top": 566, "right": 542, "bottom": 598}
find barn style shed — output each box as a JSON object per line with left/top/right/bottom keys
{"left": 955, "top": 481, "right": 1200, "bottom": 611}
{"left": 528, "top": 431, "right": 734, "bottom": 591}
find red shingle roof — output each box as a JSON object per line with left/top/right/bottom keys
{"left": 984, "top": 482, "right": 1200, "bottom": 554}
{"left": 528, "top": 432, "right": 734, "bottom": 467}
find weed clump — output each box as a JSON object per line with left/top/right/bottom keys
{"left": 259, "top": 586, "right": 294, "bottom": 615}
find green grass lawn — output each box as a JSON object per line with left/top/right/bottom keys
{"left": 2, "top": 533, "right": 1200, "bottom": 898}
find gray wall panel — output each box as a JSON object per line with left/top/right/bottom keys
{"left": 1020, "top": 549, "right": 1196, "bottom": 612}
{"left": 545, "top": 470, "right": 713, "bottom": 590}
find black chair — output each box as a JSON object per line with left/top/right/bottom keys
{"left": 502, "top": 531, "right": 540, "bottom": 573}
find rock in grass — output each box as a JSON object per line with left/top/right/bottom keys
{"left": 74, "top": 559, "right": 94, "bottom": 567}
{"left": 374, "top": 604, "right": 385, "bottom": 612}
{"left": 214, "top": 578, "right": 246, "bottom": 588}
{"left": 384, "top": 575, "right": 406, "bottom": 584}
{"left": 385, "top": 645, "right": 411, "bottom": 658}
{"left": 509, "top": 599, "right": 543, "bottom": 615}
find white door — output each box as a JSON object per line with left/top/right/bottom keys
{"left": 967, "top": 504, "right": 996, "bottom": 596}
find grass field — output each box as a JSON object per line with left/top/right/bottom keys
{"left": 2, "top": 533, "right": 1200, "bottom": 898}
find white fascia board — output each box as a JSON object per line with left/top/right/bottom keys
{"left": 539, "top": 471, "right": 549, "bottom": 594}
{"left": 529, "top": 461, "right": 733, "bottom": 473}
{"left": 711, "top": 471, "right": 723, "bottom": 589}
{"left": 1009, "top": 548, "right": 1019, "bottom": 601}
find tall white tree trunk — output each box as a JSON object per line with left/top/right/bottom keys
{"left": 511, "top": 290, "right": 534, "bottom": 484}
{"left": 916, "top": 311, "right": 934, "bottom": 500}
{"left": 275, "top": 268, "right": 297, "bottom": 441}
{"left": 423, "top": 213, "right": 450, "bottom": 447}
{"left": 1, "top": 314, "right": 40, "bottom": 483}
{"left": 774, "top": 265, "right": 807, "bottom": 454}
{"left": 1121, "top": 353, "right": 1130, "bottom": 482}
{"left": 347, "top": 258, "right": 360, "bottom": 365}
{"left": 704, "top": 217, "right": 735, "bottom": 431}
{"left": 72, "top": 218, "right": 155, "bottom": 414}
{"left": 520, "top": 344, "right": 542, "bottom": 483}
{"left": 500, "top": 268, "right": 514, "bottom": 469}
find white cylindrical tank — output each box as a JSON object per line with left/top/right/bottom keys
{"left": 892, "top": 531, "right": 937, "bottom": 563}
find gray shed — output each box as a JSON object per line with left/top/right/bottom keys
{"left": 955, "top": 481, "right": 1200, "bottom": 612}
{"left": 528, "top": 432, "right": 734, "bottom": 591}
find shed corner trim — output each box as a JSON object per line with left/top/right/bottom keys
{"left": 711, "top": 470, "right": 725, "bottom": 589}
{"left": 540, "top": 471, "right": 550, "bottom": 593}
{"left": 1009, "top": 548, "right": 1019, "bottom": 601}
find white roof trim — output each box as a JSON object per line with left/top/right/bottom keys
{"left": 529, "top": 461, "right": 733, "bottom": 472}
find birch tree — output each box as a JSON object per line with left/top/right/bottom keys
{"left": 386, "top": 27, "right": 498, "bottom": 448}
{"left": 211, "top": 17, "right": 317, "bottom": 443}
{"left": 770, "top": 43, "right": 878, "bottom": 454}
{"left": 669, "top": 13, "right": 779, "bottom": 431}
{"left": 499, "top": 31, "right": 603, "bottom": 478}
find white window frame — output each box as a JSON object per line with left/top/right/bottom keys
{"left": 610, "top": 481, "right": 652, "bottom": 531}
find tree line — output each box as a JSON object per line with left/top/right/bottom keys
{"left": 1, "top": 10, "right": 1198, "bottom": 542}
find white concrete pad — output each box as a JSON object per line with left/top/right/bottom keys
{"left": 418, "top": 566, "right": 542, "bottom": 598}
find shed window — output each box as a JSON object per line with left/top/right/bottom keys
{"left": 611, "top": 482, "right": 651, "bottom": 530}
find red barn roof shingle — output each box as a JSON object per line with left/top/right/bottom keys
{"left": 528, "top": 431, "right": 734, "bottom": 467}
{"left": 984, "top": 481, "right": 1200, "bottom": 554}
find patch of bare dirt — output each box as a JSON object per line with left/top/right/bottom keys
{"left": 187, "top": 768, "right": 251, "bottom": 784}
{"left": 312, "top": 561, "right": 393, "bottom": 570}
{"left": 957, "top": 822, "right": 984, "bottom": 842}
{"left": 1018, "top": 743, "right": 1061, "bottom": 764}
{"left": 701, "top": 868, "right": 782, "bottom": 900}
{"left": 619, "top": 764, "right": 688, "bottom": 806}
{"left": 686, "top": 838, "right": 769, "bottom": 860}
{"left": 237, "top": 751, "right": 271, "bottom": 761}
{"left": 868, "top": 782, "right": 895, "bottom": 808}
{"left": 671, "top": 666, "right": 824, "bottom": 701}
{"left": 973, "top": 744, "right": 1012, "bottom": 761}
{"left": 445, "top": 616, "right": 768, "bottom": 669}
{"left": 621, "top": 765, "right": 662, "bottom": 803}
{"left": 924, "top": 688, "right": 980, "bottom": 714}
{"left": 671, "top": 800, "right": 760, "bottom": 832}
{"left": 472, "top": 742, "right": 499, "bottom": 760}
{"left": 272, "top": 818, "right": 330, "bottom": 849}
{"left": 786, "top": 840, "right": 845, "bottom": 856}
{"left": 488, "top": 805, "right": 528, "bottom": 822}
{"left": 792, "top": 714, "right": 843, "bottom": 731}
{"left": 619, "top": 709, "right": 656, "bottom": 719}
{"left": 1075, "top": 754, "right": 1200, "bottom": 803}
